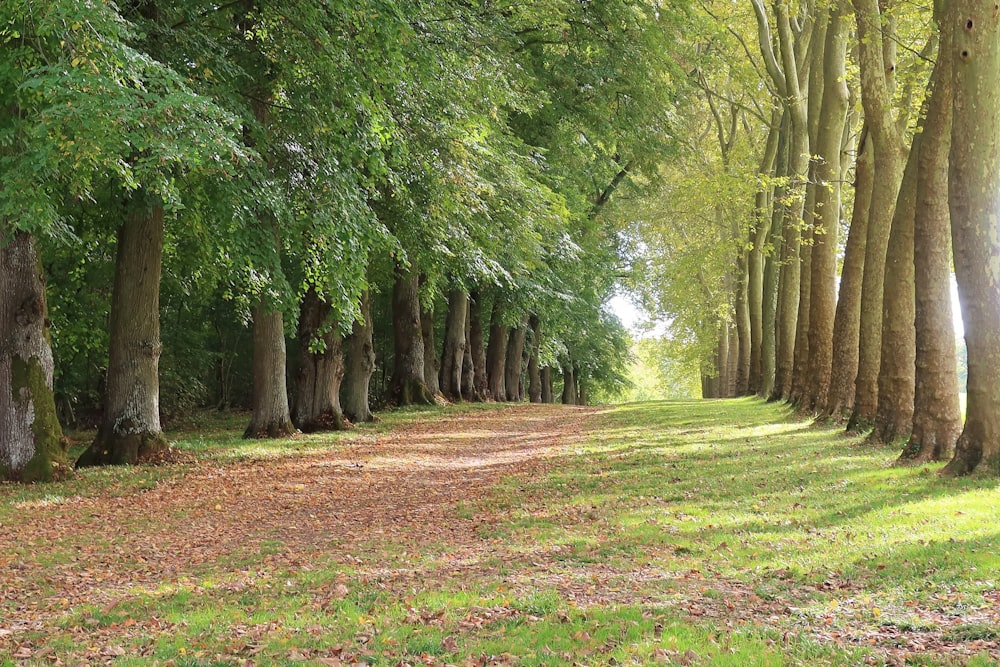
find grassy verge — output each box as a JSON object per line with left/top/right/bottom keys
{"left": 2, "top": 399, "right": 999, "bottom": 666}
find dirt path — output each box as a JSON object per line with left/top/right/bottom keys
{"left": 0, "top": 404, "right": 599, "bottom": 647}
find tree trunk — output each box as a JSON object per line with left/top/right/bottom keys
{"left": 440, "top": 289, "right": 468, "bottom": 401}
{"left": 577, "top": 367, "right": 588, "bottom": 406}
{"left": 541, "top": 366, "right": 554, "bottom": 403}
{"left": 734, "top": 256, "right": 751, "bottom": 395}
{"left": 716, "top": 325, "right": 730, "bottom": 398}
{"left": 504, "top": 319, "right": 528, "bottom": 402}
{"left": 342, "top": 290, "right": 375, "bottom": 423}
{"left": 461, "top": 301, "right": 477, "bottom": 401}
{"left": 942, "top": 0, "right": 1000, "bottom": 475}
{"left": 848, "top": 0, "right": 907, "bottom": 432}
{"left": 390, "top": 264, "right": 432, "bottom": 405}
{"left": 292, "top": 287, "right": 346, "bottom": 433}
{"left": 0, "top": 230, "right": 66, "bottom": 481}
{"left": 760, "top": 111, "right": 790, "bottom": 399}
{"left": 870, "top": 134, "right": 919, "bottom": 445}
{"left": 79, "top": 200, "right": 168, "bottom": 465}
{"left": 528, "top": 315, "right": 542, "bottom": 403}
{"left": 421, "top": 300, "right": 441, "bottom": 397}
{"left": 804, "top": 6, "right": 849, "bottom": 413}
{"left": 485, "top": 301, "right": 507, "bottom": 401}
{"left": 468, "top": 290, "right": 488, "bottom": 400}
{"left": 243, "top": 305, "right": 295, "bottom": 438}
{"left": 900, "top": 26, "right": 961, "bottom": 463}
{"left": 751, "top": 0, "right": 811, "bottom": 402}
{"left": 823, "top": 128, "right": 873, "bottom": 419}
{"left": 749, "top": 112, "right": 781, "bottom": 395}
{"left": 561, "top": 363, "right": 577, "bottom": 404}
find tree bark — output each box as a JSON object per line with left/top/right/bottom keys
{"left": 243, "top": 305, "right": 295, "bottom": 438}
{"left": 461, "top": 301, "right": 477, "bottom": 401}
{"left": 900, "top": 25, "right": 961, "bottom": 463}
{"left": 848, "top": 0, "right": 907, "bottom": 432}
{"left": 942, "top": 0, "right": 1000, "bottom": 475}
{"left": 390, "top": 264, "right": 432, "bottom": 405}
{"left": 79, "top": 200, "right": 169, "bottom": 465}
{"left": 528, "top": 315, "right": 542, "bottom": 403}
{"left": 468, "top": 290, "right": 489, "bottom": 400}
{"left": 342, "top": 290, "right": 375, "bottom": 423}
{"left": 754, "top": 0, "right": 811, "bottom": 402}
{"left": 421, "top": 299, "right": 441, "bottom": 398}
{"left": 760, "top": 111, "right": 790, "bottom": 398}
{"left": 823, "top": 128, "right": 873, "bottom": 419}
{"left": 716, "top": 324, "right": 730, "bottom": 398}
{"left": 541, "top": 366, "right": 554, "bottom": 403}
{"left": 292, "top": 287, "right": 346, "bottom": 433}
{"left": 870, "top": 134, "right": 920, "bottom": 445}
{"left": 804, "top": 6, "right": 849, "bottom": 413}
{"left": 561, "top": 362, "right": 577, "bottom": 404}
{"left": 504, "top": 319, "right": 528, "bottom": 402}
{"left": 485, "top": 301, "right": 507, "bottom": 401}
{"left": 440, "top": 288, "right": 468, "bottom": 401}
{"left": 734, "top": 258, "right": 751, "bottom": 395}
{"left": 749, "top": 112, "right": 782, "bottom": 394}
{"left": 577, "top": 366, "right": 588, "bottom": 406}
{"left": 0, "top": 230, "right": 66, "bottom": 481}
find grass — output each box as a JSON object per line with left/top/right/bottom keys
{"left": 2, "top": 398, "right": 1000, "bottom": 665}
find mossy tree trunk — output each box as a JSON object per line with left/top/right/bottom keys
{"left": 342, "top": 290, "right": 375, "bottom": 423}
{"left": 390, "top": 264, "right": 432, "bottom": 406}
{"left": 78, "top": 199, "right": 168, "bottom": 466}
{"left": 943, "top": 0, "right": 1000, "bottom": 475}
{"left": 292, "top": 287, "right": 346, "bottom": 433}
{"left": 0, "top": 230, "right": 66, "bottom": 481}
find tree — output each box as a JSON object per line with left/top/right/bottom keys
{"left": 900, "top": 9, "right": 961, "bottom": 462}
{"left": 942, "top": 0, "right": 1000, "bottom": 475}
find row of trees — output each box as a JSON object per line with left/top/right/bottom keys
{"left": 626, "top": 0, "right": 1000, "bottom": 474}
{"left": 0, "top": 0, "right": 684, "bottom": 481}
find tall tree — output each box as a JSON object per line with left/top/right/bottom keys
{"left": 900, "top": 10, "right": 961, "bottom": 462}
{"left": 803, "top": 3, "right": 849, "bottom": 412}
{"left": 942, "top": 0, "right": 1000, "bottom": 475}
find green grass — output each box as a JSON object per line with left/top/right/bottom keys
{"left": 3, "top": 399, "right": 1000, "bottom": 665}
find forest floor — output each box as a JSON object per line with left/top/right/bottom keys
{"left": 2, "top": 399, "right": 1000, "bottom": 666}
